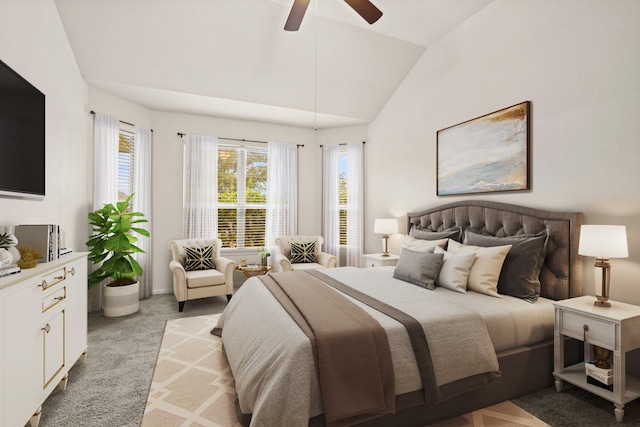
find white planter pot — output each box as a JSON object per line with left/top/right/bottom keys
{"left": 103, "top": 281, "right": 140, "bottom": 317}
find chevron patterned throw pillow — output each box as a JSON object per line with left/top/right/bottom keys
{"left": 289, "top": 241, "right": 317, "bottom": 264}
{"left": 184, "top": 246, "right": 216, "bottom": 271}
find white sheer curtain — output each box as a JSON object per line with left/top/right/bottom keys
{"left": 90, "top": 113, "right": 119, "bottom": 311}
{"left": 183, "top": 134, "right": 218, "bottom": 239}
{"left": 322, "top": 144, "right": 341, "bottom": 264}
{"left": 133, "top": 125, "right": 153, "bottom": 298}
{"left": 345, "top": 142, "right": 364, "bottom": 267}
{"left": 265, "top": 142, "right": 298, "bottom": 269}
{"left": 92, "top": 113, "right": 119, "bottom": 209}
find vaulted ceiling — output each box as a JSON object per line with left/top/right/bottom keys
{"left": 55, "top": 0, "right": 491, "bottom": 128}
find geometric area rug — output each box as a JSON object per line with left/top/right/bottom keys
{"left": 141, "top": 314, "right": 549, "bottom": 427}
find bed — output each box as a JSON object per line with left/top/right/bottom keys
{"left": 214, "top": 200, "right": 583, "bottom": 426}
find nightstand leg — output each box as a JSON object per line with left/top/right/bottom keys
{"left": 554, "top": 378, "right": 563, "bottom": 392}
{"left": 614, "top": 405, "right": 624, "bottom": 422}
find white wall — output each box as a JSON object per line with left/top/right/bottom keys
{"left": 0, "top": 0, "right": 89, "bottom": 252}
{"left": 367, "top": 0, "right": 640, "bottom": 304}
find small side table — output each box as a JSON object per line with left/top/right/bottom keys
{"left": 363, "top": 253, "right": 399, "bottom": 268}
{"left": 236, "top": 265, "right": 272, "bottom": 278}
{"left": 553, "top": 296, "right": 640, "bottom": 422}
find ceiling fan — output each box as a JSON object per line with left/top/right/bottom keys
{"left": 284, "top": 0, "right": 383, "bottom": 31}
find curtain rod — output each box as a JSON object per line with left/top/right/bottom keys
{"left": 177, "top": 132, "right": 304, "bottom": 147}
{"left": 90, "top": 111, "right": 153, "bottom": 132}
{"left": 319, "top": 141, "right": 366, "bottom": 147}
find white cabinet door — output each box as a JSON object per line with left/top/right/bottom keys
{"left": 2, "top": 280, "right": 41, "bottom": 427}
{"left": 43, "top": 308, "right": 65, "bottom": 388}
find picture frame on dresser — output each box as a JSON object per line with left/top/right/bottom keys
{"left": 436, "top": 101, "right": 530, "bottom": 196}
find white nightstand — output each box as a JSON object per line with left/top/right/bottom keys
{"left": 553, "top": 296, "right": 640, "bottom": 422}
{"left": 363, "top": 253, "right": 399, "bottom": 268}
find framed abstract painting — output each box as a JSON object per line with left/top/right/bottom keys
{"left": 437, "top": 101, "right": 530, "bottom": 196}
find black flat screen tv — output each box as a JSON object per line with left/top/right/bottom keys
{"left": 0, "top": 59, "right": 45, "bottom": 198}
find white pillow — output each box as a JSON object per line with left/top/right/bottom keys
{"left": 447, "top": 240, "right": 512, "bottom": 297}
{"left": 402, "top": 235, "right": 448, "bottom": 253}
{"left": 434, "top": 247, "right": 476, "bottom": 293}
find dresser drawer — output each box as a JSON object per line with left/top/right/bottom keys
{"left": 41, "top": 267, "right": 66, "bottom": 291}
{"left": 561, "top": 310, "right": 615, "bottom": 349}
{"left": 42, "top": 286, "right": 66, "bottom": 313}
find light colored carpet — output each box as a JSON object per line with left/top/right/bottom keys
{"left": 142, "top": 314, "right": 549, "bottom": 427}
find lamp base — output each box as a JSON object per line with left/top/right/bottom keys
{"left": 594, "top": 258, "right": 612, "bottom": 308}
{"left": 381, "top": 235, "right": 390, "bottom": 257}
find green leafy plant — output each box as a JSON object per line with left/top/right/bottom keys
{"left": 0, "top": 233, "right": 16, "bottom": 249}
{"left": 86, "top": 193, "right": 150, "bottom": 289}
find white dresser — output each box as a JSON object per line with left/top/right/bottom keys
{"left": 0, "top": 253, "right": 88, "bottom": 427}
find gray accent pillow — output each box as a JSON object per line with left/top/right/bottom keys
{"left": 410, "top": 226, "right": 462, "bottom": 243}
{"left": 464, "top": 230, "right": 548, "bottom": 302}
{"left": 393, "top": 247, "right": 444, "bottom": 290}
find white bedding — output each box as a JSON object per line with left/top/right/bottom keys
{"left": 216, "top": 266, "right": 554, "bottom": 426}
{"left": 350, "top": 267, "right": 556, "bottom": 352}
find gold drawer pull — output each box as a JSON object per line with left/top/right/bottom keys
{"left": 68, "top": 267, "right": 76, "bottom": 276}
{"left": 42, "top": 324, "right": 51, "bottom": 334}
{"left": 40, "top": 280, "right": 49, "bottom": 290}
{"left": 54, "top": 275, "right": 64, "bottom": 280}
{"left": 55, "top": 296, "right": 64, "bottom": 301}
{"left": 583, "top": 324, "right": 589, "bottom": 341}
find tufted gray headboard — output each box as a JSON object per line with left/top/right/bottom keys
{"left": 407, "top": 200, "right": 583, "bottom": 300}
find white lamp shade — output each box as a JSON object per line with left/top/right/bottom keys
{"left": 374, "top": 218, "right": 398, "bottom": 235}
{"left": 578, "top": 225, "right": 629, "bottom": 258}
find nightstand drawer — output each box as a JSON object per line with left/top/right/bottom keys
{"left": 363, "top": 254, "right": 399, "bottom": 268}
{"left": 561, "top": 310, "right": 615, "bottom": 349}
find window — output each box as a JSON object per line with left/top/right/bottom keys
{"left": 118, "top": 129, "right": 135, "bottom": 206}
{"left": 338, "top": 150, "right": 348, "bottom": 245}
{"left": 217, "top": 145, "right": 268, "bottom": 248}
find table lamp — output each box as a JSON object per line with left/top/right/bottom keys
{"left": 578, "top": 225, "right": 628, "bottom": 307}
{"left": 374, "top": 218, "right": 398, "bottom": 257}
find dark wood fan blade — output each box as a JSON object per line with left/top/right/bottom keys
{"left": 284, "top": 0, "right": 311, "bottom": 31}
{"left": 344, "top": 0, "right": 383, "bottom": 24}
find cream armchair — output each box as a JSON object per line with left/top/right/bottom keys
{"left": 169, "top": 238, "right": 236, "bottom": 312}
{"left": 275, "top": 235, "right": 337, "bottom": 272}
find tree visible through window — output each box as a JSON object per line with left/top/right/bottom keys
{"left": 217, "top": 145, "right": 268, "bottom": 248}
{"left": 118, "top": 129, "right": 135, "bottom": 209}
{"left": 339, "top": 150, "right": 348, "bottom": 245}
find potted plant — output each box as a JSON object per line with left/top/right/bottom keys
{"left": 257, "top": 246, "right": 270, "bottom": 267}
{"left": 86, "top": 193, "right": 150, "bottom": 317}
